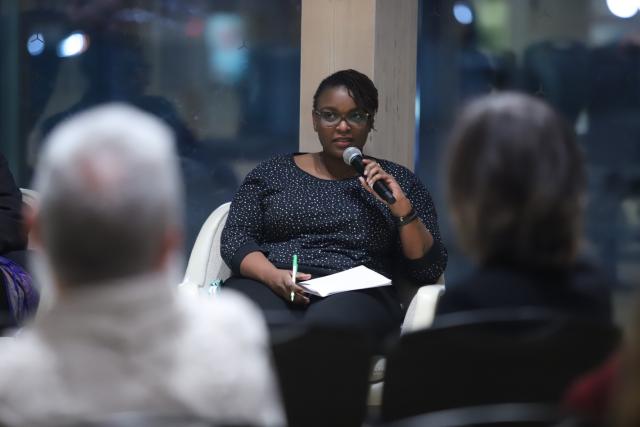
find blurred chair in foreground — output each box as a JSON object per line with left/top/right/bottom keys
{"left": 0, "top": 104, "right": 284, "bottom": 427}
{"left": 271, "top": 326, "right": 373, "bottom": 427}
{"left": 380, "top": 308, "right": 620, "bottom": 424}
{"left": 380, "top": 404, "right": 557, "bottom": 427}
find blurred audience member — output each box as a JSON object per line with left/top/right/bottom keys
{"left": 437, "top": 92, "right": 611, "bottom": 320}
{"left": 40, "top": 33, "right": 198, "bottom": 157}
{"left": 612, "top": 296, "right": 640, "bottom": 427}
{"left": 566, "top": 293, "right": 640, "bottom": 426}
{"left": 563, "top": 352, "right": 620, "bottom": 425}
{"left": 0, "top": 105, "right": 284, "bottom": 426}
{"left": 522, "top": 40, "right": 589, "bottom": 125}
{"left": 0, "top": 153, "right": 39, "bottom": 328}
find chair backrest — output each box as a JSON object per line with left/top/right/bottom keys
{"left": 381, "top": 308, "right": 621, "bottom": 422}
{"left": 271, "top": 326, "right": 373, "bottom": 427}
{"left": 381, "top": 403, "right": 559, "bottom": 427}
{"left": 181, "top": 202, "right": 231, "bottom": 292}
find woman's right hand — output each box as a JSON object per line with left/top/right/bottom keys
{"left": 266, "top": 269, "right": 311, "bottom": 305}
{"left": 239, "top": 252, "right": 312, "bottom": 305}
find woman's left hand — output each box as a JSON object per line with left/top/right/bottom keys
{"left": 359, "top": 159, "right": 413, "bottom": 217}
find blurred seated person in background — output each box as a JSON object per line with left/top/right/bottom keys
{"left": 0, "top": 153, "right": 39, "bottom": 328}
{"left": 0, "top": 105, "right": 284, "bottom": 426}
{"left": 437, "top": 92, "right": 611, "bottom": 320}
{"left": 563, "top": 352, "right": 620, "bottom": 425}
{"left": 565, "top": 291, "right": 640, "bottom": 426}
{"left": 221, "top": 69, "right": 447, "bottom": 346}
{"left": 39, "top": 33, "right": 198, "bottom": 157}
{"left": 612, "top": 294, "right": 640, "bottom": 427}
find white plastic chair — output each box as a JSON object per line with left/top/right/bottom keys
{"left": 179, "top": 202, "right": 232, "bottom": 297}
{"left": 179, "top": 202, "right": 445, "bottom": 405}
{"left": 20, "top": 188, "right": 39, "bottom": 250}
{"left": 180, "top": 202, "right": 444, "bottom": 324}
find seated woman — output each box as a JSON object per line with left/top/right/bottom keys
{"left": 221, "top": 69, "right": 447, "bottom": 344}
{"left": 0, "top": 153, "right": 39, "bottom": 327}
{"left": 437, "top": 92, "right": 611, "bottom": 320}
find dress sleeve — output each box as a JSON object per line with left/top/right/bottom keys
{"left": 0, "top": 154, "right": 27, "bottom": 255}
{"left": 395, "top": 172, "right": 448, "bottom": 284}
{"left": 220, "top": 164, "right": 269, "bottom": 275}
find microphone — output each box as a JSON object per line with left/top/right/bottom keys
{"left": 343, "top": 147, "right": 396, "bottom": 204}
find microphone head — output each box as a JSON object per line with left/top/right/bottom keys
{"left": 342, "top": 147, "right": 362, "bottom": 166}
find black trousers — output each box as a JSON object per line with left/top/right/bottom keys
{"left": 224, "top": 276, "right": 403, "bottom": 349}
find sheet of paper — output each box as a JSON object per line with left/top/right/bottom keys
{"left": 298, "top": 265, "right": 391, "bottom": 297}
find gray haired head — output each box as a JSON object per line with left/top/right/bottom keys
{"left": 446, "top": 92, "right": 585, "bottom": 269}
{"left": 34, "top": 103, "right": 184, "bottom": 287}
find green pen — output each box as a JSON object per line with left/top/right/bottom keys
{"left": 290, "top": 254, "right": 298, "bottom": 302}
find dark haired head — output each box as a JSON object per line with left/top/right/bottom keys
{"left": 313, "top": 69, "right": 378, "bottom": 128}
{"left": 446, "top": 92, "right": 586, "bottom": 270}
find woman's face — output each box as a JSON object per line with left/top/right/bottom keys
{"left": 313, "top": 85, "right": 371, "bottom": 160}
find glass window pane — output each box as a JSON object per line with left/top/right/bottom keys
{"left": 416, "top": 0, "right": 640, "bottom": 288}
{"left": 1, "top": 0, "right": 301, "bottom": 252}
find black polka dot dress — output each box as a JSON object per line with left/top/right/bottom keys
{"left": 220, "top": 154, "right": 447, "bottom": 284}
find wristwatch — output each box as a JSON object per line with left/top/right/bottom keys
{"left": 395, "top": 207, "right": 418, "bottom": 227}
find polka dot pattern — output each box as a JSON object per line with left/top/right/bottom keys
{"left": 220, "top": 154, "right": 447, "bottom": 283}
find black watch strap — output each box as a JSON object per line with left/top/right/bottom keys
{"left": 395, "top": 207, "right": 418, "bottom": 227}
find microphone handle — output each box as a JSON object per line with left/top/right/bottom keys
{"left": 351, "top": 156, "right": 396, "bottom": 204}
{"left": 372, "top": 180, "right": 397, "bottom": 204}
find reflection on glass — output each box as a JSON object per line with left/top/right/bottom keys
{"left": 27, "top": 33, "right": 45, "bottom": 56}
{"left": 205, "top": 13, "right": 249, "bottom": 84}
{"left": 57, "top": 31, "right": 89, "bottom": 58}
{"left": 606, "top": 0, "right": 639, "bottom": 19}
{"left": 3, "top": 0, "right": 301, "bottom": 253}
{"left": 417, "top": 0, "right": 640, "bottom": 287}
{"left": 453, "top": 2, "right": 474, "bottom": 25}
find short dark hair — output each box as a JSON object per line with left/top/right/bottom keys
{"left": 446, "top": 92, "right": 586, "bottom": 269}
{"left": 313, "top": 69, "right": 379, "bottom": 128}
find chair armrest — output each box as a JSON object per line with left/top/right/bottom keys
{"left": 20, "top": 188, "right": 39, "bottom": 250}
{"left": 370, "top": 285, "right": 445, "bottom": 407}
{"left": 179, "top": 202, "right": 231, "bottom": 294}
{"left": 20, "top": 188, "right": 39, "bottom": 210}
{"left": 401, "top": 284, "right": 445, "bottom": 334}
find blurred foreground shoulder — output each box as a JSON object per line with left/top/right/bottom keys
{"left": 180, "top": 287, "right": 269, "bottom": 339}
{"left": 0, "top": 333, "right": 69, "bottom": 426}
{"left": 175, "top": 288, "right": 284, "bottom": 426}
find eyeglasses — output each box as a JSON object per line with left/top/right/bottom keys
{"left": 313, "top": 109, "right": 370, "bottom": 128}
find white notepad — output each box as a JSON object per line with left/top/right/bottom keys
{"left": 298, "top": 265, "right": 391, "bottom": 297}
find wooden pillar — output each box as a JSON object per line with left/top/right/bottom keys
{"left": 299, "top": 0, "right": 418, "bottom": 170}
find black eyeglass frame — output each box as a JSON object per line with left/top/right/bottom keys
{"left": 312, "top": 109, "right": 372, "bottom": 128}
